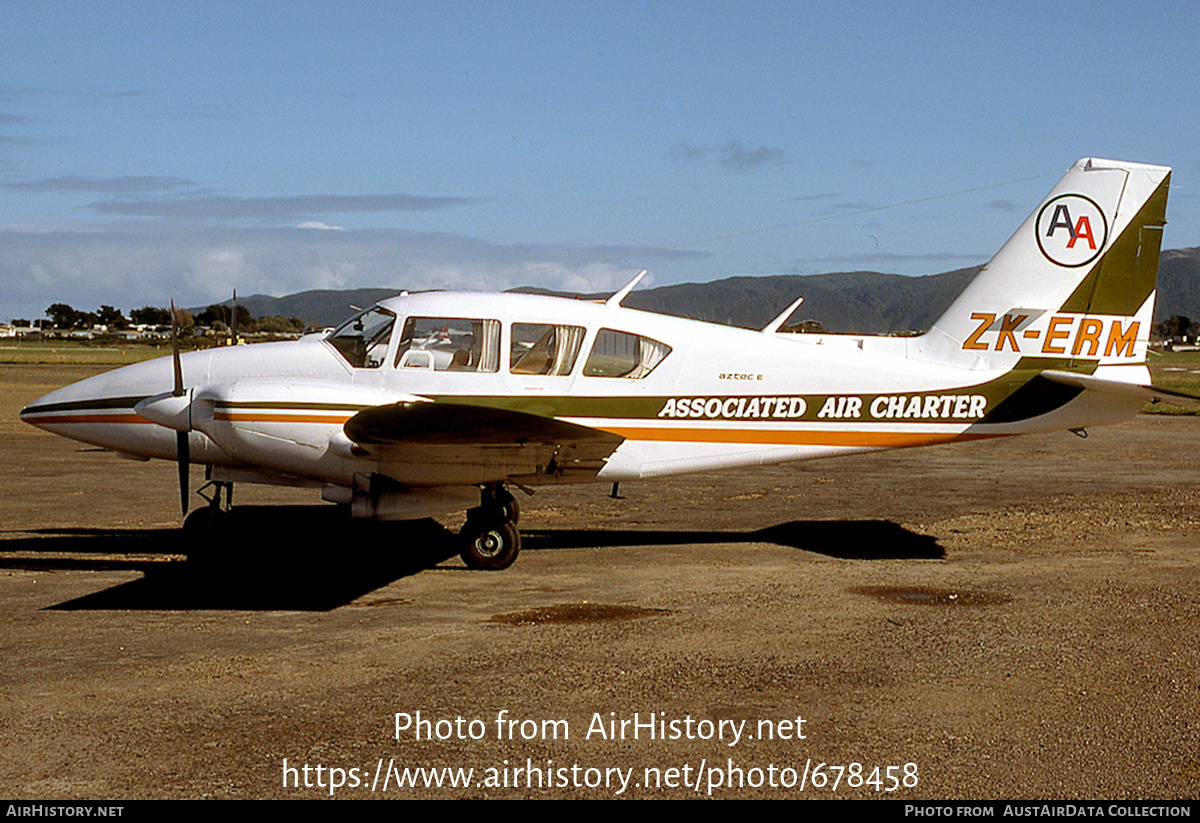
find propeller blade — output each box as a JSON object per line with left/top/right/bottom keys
{"left": 230, "top": 289, "right": 237, "bottom": 346}
{"left": 170, "top": 300, "right": 189, "bottom": 514}
{"left": 176, "top": 430, "right": 190, "bottom": 515}
{"left": 170, "top": 300, "right": 184, "bottom": 398}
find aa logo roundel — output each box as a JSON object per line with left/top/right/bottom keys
{"left": 1035, "top": 194, "right": 1108, "bottom": 268}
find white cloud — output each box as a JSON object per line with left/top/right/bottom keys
{"left": 0, "top": 223, "right": 701, "bottom": 320}
{"left": 87, "top": 192, "right": 481, "bottom": 220}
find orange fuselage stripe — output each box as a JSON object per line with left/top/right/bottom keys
{"left": 213, "top": 412, "right": 356, "bottom": 424}
{"left": 598, "top": 426, "right": 993, "bottom": 448}
{"left": 22, "top": 413, "right": 151, "bottom": 425}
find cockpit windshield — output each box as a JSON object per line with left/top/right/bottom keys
{"left": 327, "top": 307, "right": 396, "bottom": 368}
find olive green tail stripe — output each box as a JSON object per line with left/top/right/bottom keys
{"left": 1059, "top": 173, "right": 1170, "bottom": 316}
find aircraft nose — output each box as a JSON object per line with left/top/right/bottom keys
{"left": 18, "top": 392, "right": 52, "bottom": 429}
{"left": 18, "top": 356, "right": 179, "bottom": 431}
{"left": 20, "top": 383, "right": 84, "bottom": 429}
{"left": 20, "top": 381, "right": 137, "bottom": 430}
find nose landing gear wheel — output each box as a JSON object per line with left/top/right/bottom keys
{"left": 183, "top": 505, "right": 225, "bottom": 537}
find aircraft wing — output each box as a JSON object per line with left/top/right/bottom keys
{"left": 343, "top": 401, "right": 625, "bottom": 485}
{"left": 1041, "top": 370, "right": 1200, "bottom": 407}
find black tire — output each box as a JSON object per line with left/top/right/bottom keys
{"left": 460, "top": 519, "right": 520, "bottom": 571}
{"left": 183, "top": 506, "right": 223, "bottom": 537}
{"left": 501, "top": 496, "right": 520, "bottom": 525}
{"left": 182, "top": 506, "right": 226, "bottom": 565}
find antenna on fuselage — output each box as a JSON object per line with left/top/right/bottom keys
{"left": 761, "top": 296, "right": 805, "bottom": 334}
{"left": 229, "top": 289, "right": 238, "bottom": 346}
{"left": 605, "top": 270, "right": 648, "bottom": 308}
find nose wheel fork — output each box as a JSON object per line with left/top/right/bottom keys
{"left": 198, "top": 479, "right": 234, "bottom": 511}
{"left": 182, "top": 480, "right": 234, "bottom": 539}
{"left": 459, "top": 485, "right": 523, "bottom": 570}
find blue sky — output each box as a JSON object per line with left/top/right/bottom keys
{"left": 2, "top": 1, "right": 1199, "bottom": 322}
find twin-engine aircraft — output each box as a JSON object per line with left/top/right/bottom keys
{"left": 21, "top": 158, "right": 1191, "bottom": 569}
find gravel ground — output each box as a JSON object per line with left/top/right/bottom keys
{"left": 2, "top": 364, "right": 1198, "bottom": 799}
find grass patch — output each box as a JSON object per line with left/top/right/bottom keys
{"left": 0, "top": 344, "right": 167, "bottom": 365}
{"left": 1145, "top": 349, "right": 1200, "bottom": 414}
{"left": 0, "top": 339, "right": 214, "bottom": 365}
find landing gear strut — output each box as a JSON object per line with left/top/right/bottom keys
{"left": 459, "top": 485, "right": 522, "bottom": 570}
{"left": 182, "top": 479, "right": 234, "bottom": 539}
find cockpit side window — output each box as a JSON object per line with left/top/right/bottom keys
{"left": 328, "top": 307, "right": 396, "bottom": 368}
{"left": 510, "top": 323, "right": 586, "bottom": 376}
{"left": 583, "top": 328, "right": 672, "bottom": 378}
{"left": 393, "top": 317, "right": 500, "bottom": 372}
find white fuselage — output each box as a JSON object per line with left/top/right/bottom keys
{"left": 20, "top": 291, "right": 1144, "bottom": 507}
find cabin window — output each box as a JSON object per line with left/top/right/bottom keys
{"left": 510, "top": 323, "right": 586, "bottom": 376}
{"left": 583, "top": 329, "right": 672, "bottom": 378}
{"left": 328, "top": 307, "right": 396, "bottom": 368}
{"left": 393, "top": 317, "right": 500, "bottom": 372}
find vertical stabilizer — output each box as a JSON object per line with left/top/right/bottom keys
{"left": 916, "top": 158, "right": 1170, "bottom": 371}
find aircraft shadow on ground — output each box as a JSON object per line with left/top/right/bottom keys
{"left": 0, "top": 509, "right": 941, "bottom": 611}
{"left": 2, "top": 507, "right": 460, "bottom": 612}
{"left": 522, "top": 520, "right": 943, "bottom": 561}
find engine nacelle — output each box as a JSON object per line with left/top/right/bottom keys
{"left": 191, "top": 379, "right": 424, "bottom": 485}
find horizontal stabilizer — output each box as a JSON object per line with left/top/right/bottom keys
{"left": 1041, "top": 370, "right": 1200, "bottom": 407}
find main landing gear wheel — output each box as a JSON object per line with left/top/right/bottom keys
{"left": 502, "top": 496, "right": 520, "bottom": 525}
{"left": 460, "top": 519, "right": 521, "bottom": 571}
{"left": 459, "top": 485, "right": 523, "bottom": 570}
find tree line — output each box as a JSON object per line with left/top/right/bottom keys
{"left": 14, "top": 303, "right": 311, "bottom": 335}
{"left": 1154, "top": 315, "right": 1198, "bottom": 342}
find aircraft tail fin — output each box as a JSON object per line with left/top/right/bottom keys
{"left": 917, "top": 158, "right": 1170, "bottom": 371}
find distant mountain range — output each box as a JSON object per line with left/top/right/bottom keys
{"left": 225, "top": 246, "right": 1200, "bottom": 334}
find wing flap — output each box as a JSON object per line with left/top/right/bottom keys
{"left": 343, "top": 401, "right": 625, "bottom": 485}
